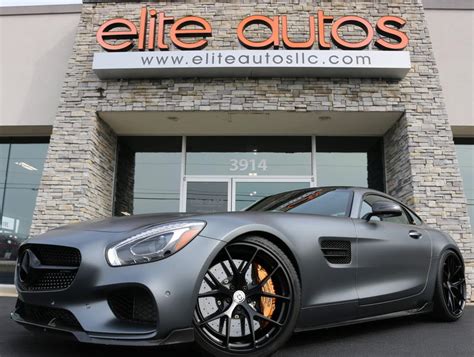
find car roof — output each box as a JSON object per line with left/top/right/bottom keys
{"left": 267, "top": 186, "right": 406, "bottom": 206}
{"left": 306, "top": 186, "right": 408, "bottom": 203}
{"left": 282, "top": 186, "right": 385, "bottom": 195}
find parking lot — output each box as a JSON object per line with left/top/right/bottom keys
{"left": 1, "top": 297, "right": 473, "bottom": 356}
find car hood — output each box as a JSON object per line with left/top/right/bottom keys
{"left": 48, "top": 213, "right": 199, "bottom": 234}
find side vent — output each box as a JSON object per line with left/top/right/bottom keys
{"left": 320, "top": 240, "right": 351, "bottom": 264}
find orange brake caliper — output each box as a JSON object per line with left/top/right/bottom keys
{"left": 254, "top": 264, "right": 276, "bottom": 318}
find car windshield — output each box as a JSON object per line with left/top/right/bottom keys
{"left": 245, "top": 188, "right": 352, "bottom": 217}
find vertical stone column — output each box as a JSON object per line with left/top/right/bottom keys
{"left": 385, "top": 113, "right": 473, "bottom": 301}
{"left": 383, "top": 8, "right": 474, "bottom": 298}
{"left": 30, "top": 111, "right": 117, "bottom": 235}
{"left": 384, "top": 116, "right": 412, "bottom": 204}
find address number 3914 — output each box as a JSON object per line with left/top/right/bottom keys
{"left": 229, "top": 159, "right": 268, "bottom": 172}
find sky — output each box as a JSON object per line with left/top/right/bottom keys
{"left": 0, "top": 0, "right": 81, "bottom": 6}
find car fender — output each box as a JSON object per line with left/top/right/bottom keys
{"left": 191, "top": 220, "right": 302, "bottom": 315}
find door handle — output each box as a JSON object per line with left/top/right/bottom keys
{"left": 409, "top": 230, "right": 422, "bottom": 239}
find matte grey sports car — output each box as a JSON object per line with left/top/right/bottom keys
{"left": 11, "top": 187, "right": 466, "bottom": 357}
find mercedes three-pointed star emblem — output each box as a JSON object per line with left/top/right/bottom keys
{"left": 18, "top": 249, "right": 39, "bottom": 284}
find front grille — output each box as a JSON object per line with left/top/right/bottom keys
{"left": 108, "top": 286, "right": 157, "bottom": 325}
{"left": 17, "top": 244, "right": 81, "bottom": 292}
{"left": 23, "top": 271, "right": 77, "bottom": 291}
{"left": 15, "top": 299, "right": 82, "bottom": 330}
{"left": 28, "top": 245, "right": 81, "bottom": 267}
{"left": 321, "top": 240, "right": 351, "bottom": 264}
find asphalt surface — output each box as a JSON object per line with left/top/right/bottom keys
{"left": 1, "top": 297, "right": 473, "bottom": 357}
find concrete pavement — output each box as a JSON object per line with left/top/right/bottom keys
{"left": 1, "top": 297, "right": 473, "bottom": 356}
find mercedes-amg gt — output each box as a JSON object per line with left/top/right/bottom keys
{"left": 11, "top": 187, "right": 466, "bottom": 357}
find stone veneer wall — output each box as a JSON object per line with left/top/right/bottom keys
{"left": 31, "top": 111, "right": 116, "bottom": 232}
{"left": 31, "top": 0, "right": 473, "bottom": 299}
{"left": 113, "top": 141, "right": 135, "bottom": 216}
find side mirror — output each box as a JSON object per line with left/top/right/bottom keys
{"left": 366, "top": 201, "right": 402, "bottom": 221}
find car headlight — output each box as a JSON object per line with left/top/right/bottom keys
{"left": 106, "top": 221, "right": 206, "bottom": 267}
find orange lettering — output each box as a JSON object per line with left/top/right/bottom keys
{"left": 148, "top": 9, "right": 158, "bottom": 50}
{"left": 157, "top": 12, "right": 174, "bottom": 50}
{"left": 317, "top": 10, "right": 333, "bottom": 49}
{"left": 237, "top": 15, "right": 280, "bottom": 49}
{"left": 96, "top": 18, "right": 138, "bottom": 52}
{"left": 137, "top": 7, "right": 147, "bottom": 51}
{"left": 375, "top": 16, "right": 409, "bottom": 50}
{"left": 331, "top": 15, "right": 374, "bottom": 50}
{"left": 281, "top": 15, "right": 315, "bottom": 49}
{"left": 169, "top": 16, "right": 212, "bottom": 50}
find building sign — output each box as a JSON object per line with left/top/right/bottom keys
{"left": 92, "top": 8, "right": 411, "bottom": 79}
{"left": 93, "top": 50, "right": 410, "bottom": 79}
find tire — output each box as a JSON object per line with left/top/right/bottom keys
{"left": 193, "top": 236, "right": 301, "bottom": 357}
{"left": 432, "top": 250, "right": 466, "bottom": 321}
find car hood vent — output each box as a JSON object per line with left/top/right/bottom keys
{"left": 321, "top": 240, "right": 351, "bottom": 264}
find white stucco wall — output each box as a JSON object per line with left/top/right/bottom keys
{"left": 425, "top": 9, "right": 474, "bottom": 135}
{"left": 0, "top": 11, "right": 80, "bottom": 134}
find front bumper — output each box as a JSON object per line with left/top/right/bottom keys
{"left": 11, "top": 311, "right": 194, "bottom": 346}
{"left": 12, "top": 231, "right": 224, "bottom": 345}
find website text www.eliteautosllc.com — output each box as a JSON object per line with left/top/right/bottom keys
{"left": 139, "top": 51, "right": 373, "bottom": 67}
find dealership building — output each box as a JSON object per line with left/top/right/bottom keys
{"left": 0, "top": 0, "right": 473, "bottom": 299}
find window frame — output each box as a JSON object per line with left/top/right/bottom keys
{"left": 0, "top": 137, "right": 50, "bottom": 145}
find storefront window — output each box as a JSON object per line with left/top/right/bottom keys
{"left": 0, "top": 141, "right": 49, "bottom": 284}
{"left": 116, "top": 136, "right": 384, "bottom": 214}
{"left": 134, "top": 152, "right": 181, "bottom": 213}
{"left": 455, "top": 140, "right": 474, "bottom": 231}
{"left": 316, "top": 152, "right": 368, "bottom": 187}
{"left": 116, "top": 137, "right": 182, "bottom": 215}
{"left": 186, "top": 137, "right": 312, "bottom": 176}
{"left": 316, "top": 137, "right": 384, "bottom": 191}
{"left": 186, "top": 181, "right": 229, "bottom": 213}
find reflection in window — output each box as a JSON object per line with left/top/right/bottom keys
{"left": 316, "top": 152, "right": 368, "bottom": 187}
{"left": 116, "top": 137, "right": 182, "bottom": 215}
{"left": 247, "top": 188, "right": 352, "bottom": 217}
{"left": 0, "top": 142, "right": 48, "bottom": 284}
{"left": 186, "top": 181, "right": 228, "bottom": 212}
{"left": 235, "top": 181, "right": 310, "bottom": 211}
{"left": 455, "top": 143, "right": 474, "bottom": 231}
{"left": 134, "top": 153, "right": 181, "bottom": 214}
{"left": 315, "top": 137, "right": 383, "bottom": 191}
{"left": 186, "top": 137, "right": 311, "bottom": 176}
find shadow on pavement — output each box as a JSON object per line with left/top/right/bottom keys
{"left": 1, "top": 297, "right": 473, "bottom": 357}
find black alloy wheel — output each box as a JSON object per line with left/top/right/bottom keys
{"left": 433, "top": 250, "right": 466, "bottom": 321}
{"left": 194, "top": 236, "right": 300, "bottom": 356}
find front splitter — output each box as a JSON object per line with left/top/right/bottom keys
{"left": 11, "top": 312, "right": 194, "bottom": 346}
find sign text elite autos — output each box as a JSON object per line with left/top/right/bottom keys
{"left": 96, "top": 7, "right": 409, "bottom": 52}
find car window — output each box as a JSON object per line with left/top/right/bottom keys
{"left": 246, "top": 189, "right": 352, "bottom": 217}
{"left": 361, "top": 195, "right": 411, "bottom": 225}
{"left": 407, "top": 209, "right": 423, "bottom": 225}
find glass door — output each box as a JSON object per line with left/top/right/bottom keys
{"left": 232, "top": 179, "right": 311, "bottom": 211}
{"left": 183, "top": 178, "right": 231, "bottom": 212}
{"left": 183, "top": 178, "right": 311, "bottom": 213}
